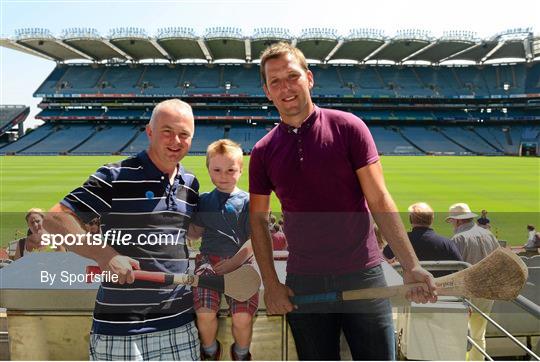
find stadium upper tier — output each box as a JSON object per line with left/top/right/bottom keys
{"left": 33, "top": 62, "right": 540, "bottom": 99}
{"left": 1, "top": 27, "right": 539, "bottom": 64}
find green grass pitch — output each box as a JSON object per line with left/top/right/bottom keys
{"left": 1, "top": 155, "right": 538, "bottom": 247}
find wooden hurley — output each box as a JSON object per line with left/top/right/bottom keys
{"left": 292, "top": 248, "right": 528, "bottom": 305}
{"left": 86, "top": 264, "right": 261, "bottom": 302}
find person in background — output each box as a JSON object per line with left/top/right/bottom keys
{"left": 383, "top": 202, "right": 462, "bottom": 277}
{"left": 270, "top": 224, "right": 288, "bottom": 251}
{"left": 524, "top": 224, "right": 537, "bottom": 251}
{"left": 476, "top": 209, "right": 491, "bottom": 229}
{"left": 14, "top": 208, "right": 66, "bottom": 260}
{"left": 447, "top": 202, "right": 499, "bottom": 361}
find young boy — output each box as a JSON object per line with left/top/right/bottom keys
{"left": 189, "top": 139, "right": 257, "bottom": 361}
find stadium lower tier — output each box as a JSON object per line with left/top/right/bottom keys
{"left": 1, "top": 122, "right": 538, "bottom": 156}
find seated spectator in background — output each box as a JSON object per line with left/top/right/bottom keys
{"left": 524, "top": 225, "right": 537, "bottom": 250}
{"left": 14, "top": 208, "right": 66, "bottom": 260}
{"left": 477, "top": 209, "right": 491, "bottom": 229}
{"left": 271, "top": 224, "right": 288, "bottom": 251}
{"left": 269, "top": 213, "right": 277, "bottom": 231}
{"left": 383, "top": 202, "right": 462, "bottom": 277}
{"left": 524, "top": 231, "right": 540, "bottom": 254}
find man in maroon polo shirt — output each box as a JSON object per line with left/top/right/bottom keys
{"left": 249, "top": 42, "right": 437, "bottom": 360}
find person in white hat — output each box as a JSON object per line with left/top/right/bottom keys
{"left": 447, "top": 202, "right": 500, "bottom": 361}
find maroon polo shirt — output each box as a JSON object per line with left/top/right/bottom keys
{"left": 249, "top": 106, "right": 381, "bottom": 274}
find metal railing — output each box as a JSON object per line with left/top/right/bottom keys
{"left": 392, "top": 260, "right": 540, "bottom": 361}
{"left": 466, "top": 298, "right": 540, "bottom": 360}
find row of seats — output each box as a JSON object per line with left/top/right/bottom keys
{"left": 36, "top": 108, "right": 540, "bottom": 122}
{"left": 35, "top": 63, "right": 540, "bottom": 98}
{"left": 2, "top": 123, "right": 537, "bottom": 156}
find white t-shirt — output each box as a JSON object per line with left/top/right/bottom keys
{"left": 525, "top": 230, "right": 537, "bottom": 249}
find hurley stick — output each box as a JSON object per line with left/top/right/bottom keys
{"left": 292, "top": 248, "right": 528, "bottom": 305}
{"left": 86, "top": 264, "right": 261, "bottom": 302}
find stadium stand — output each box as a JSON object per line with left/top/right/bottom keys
{"left": 1, "top": 27, "right": 538, "bottom": 157}
{"left": 399, "top": 126, "right": 470, "bottom": 155}
{"left": 20, "top": 124, "right": 96, "bottom": 155}
{"left": 0, "top": 123, "right": 55, "bottom": 154}
{"left": 71, "top": 124, "right": 140, "bottom": 154}
{"left": 120, "top": 128, "right": 148, "bottom": 154}
{"left": 0, "top": 105, "right": 30, "bottom": 136}
{"left": 29, "top": 63, "right": 540, "bottom": 98}
{"left": 228, "top": 124, "right": 271, "bottom": 152}
{"left": 189, "top": 124, "right": 226, "bottom": 153}
{"left": 369, "top": 126, "right": 423, "bottom": 155}
{"left": 439, "top": 127, "right": 502, "bottom": 154}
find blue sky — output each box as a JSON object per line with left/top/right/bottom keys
{"left": 1, "top": 0, "right": 539, "bottom": 129}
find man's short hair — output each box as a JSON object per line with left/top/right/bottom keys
{"left": 206, "top": 139, "right": 243, "bottom": 168}
{"left": 527, "top": 224, "right": 536, "bottom": 231}
{"left": 259, "top": 41, "right": 309, "bottom": 86}
{"left": 25, "top": 208, "right": 44, "bottom": 222}
{"left": 149, "top": 98, "right": 192, "bottom": 128}
{"left": 408, "top": 202, "right": 434, "bottom": 227}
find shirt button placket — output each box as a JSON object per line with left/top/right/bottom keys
{"left": 298, "top": 137, "right": 304, "bottom": 162}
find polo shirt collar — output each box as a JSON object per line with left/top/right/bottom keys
{"left": 137, "top": 150, "right": 186, "bottom": 183}
{"left": 279, "top": 105, "right": 320, "bottom": 134}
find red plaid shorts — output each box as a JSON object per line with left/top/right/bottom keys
{"left": 193, "top": 254, "right": 258, "bottom": 316}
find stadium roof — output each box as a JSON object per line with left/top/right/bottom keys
{"left": 2, "top": 27, "right": 538, "bottom": 64}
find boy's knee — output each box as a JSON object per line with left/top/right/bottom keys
{"left": 196, "top": 309, "right": 218, "bottom": 322}
{"left": 231, "top": 313, "right": 253, "bottom": 328}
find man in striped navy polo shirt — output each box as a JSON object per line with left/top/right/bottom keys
{"left": 45, "top": 99, "right": 201, "bottom": 360}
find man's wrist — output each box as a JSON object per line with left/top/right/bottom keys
{"left": 95, "top": 247, "right": 118, "bottom": 266}
{"left": 262, "top": 275, "right": 281, "bottom": 288}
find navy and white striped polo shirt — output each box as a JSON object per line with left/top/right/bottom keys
{"left": 61, "top": 150, "right": 199, "bottom": 335}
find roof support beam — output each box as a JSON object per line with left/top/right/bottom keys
{"left": 56, "top": 40, "right": 95, "bottom": 61}
{"left": 439, "top": 43, "right": 480, "bottom": 63}
{"left": 524, "top": 38, "right": 533, "bottom": 61}
{"left": 149, "top": 39, "right": 172, "bottom": 60}
{"left": 245, "top": 39, "right": 251, "bottom": 62}
{"left": 101, "top": 39, "right": 133, "bottom": 61}
{"left": 401, "top": 41, "right": 436, "bottom": 62}
{"left": 197, "top": 39, "right": 213, "bottom": 62}
{"left": 325, "top": 39, "right": 343, "bottom": 62}
{"left": 481, "top": 41, "right": 505, "bottom": 63}
{"left": 363, "top": 40, "right": 390, "bottom": 62}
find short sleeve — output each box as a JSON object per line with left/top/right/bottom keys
{"left": 346, "top": 116, "right": 380, "bottom": 171}
{"left": 60, "top": 165, "right": 114, "bottom": 223}
{"left": 248, "top": 145, "right": 273, "bottom": 195}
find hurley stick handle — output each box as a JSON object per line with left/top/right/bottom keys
{"left": 342, "top": 283, "right": 425, "bottom": 300}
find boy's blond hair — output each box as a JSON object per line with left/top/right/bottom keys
{"left": 259, "top": 41, "right": 309, "bottom": 86}
{"left": 206, "top": 139, "right": 243, "bottom": 168}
